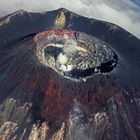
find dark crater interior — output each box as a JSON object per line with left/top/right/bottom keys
{"left": 35, "top": 29, "right": 118, "bottom": 79}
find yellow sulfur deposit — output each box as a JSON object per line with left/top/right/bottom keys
{"left": 54, "top": 11, "right": 66, "bottom": 29}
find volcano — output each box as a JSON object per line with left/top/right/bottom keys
{"left": 0, "top": 8, "right": 140, "bottom": 140}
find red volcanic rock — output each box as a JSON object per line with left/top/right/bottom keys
{"left": 42, "top": 78, "right": 74, "bottom": 122}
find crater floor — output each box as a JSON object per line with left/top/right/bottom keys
{"left": 35, "top": 29, "right": 117, "bottom": 79}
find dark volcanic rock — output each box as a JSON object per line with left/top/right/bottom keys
{"left": 0, "top": 8, "right": 140, "bottom": 140}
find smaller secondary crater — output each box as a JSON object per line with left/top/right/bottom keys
{"left": 34, "top": 29, "right": 117, "bottom": 80}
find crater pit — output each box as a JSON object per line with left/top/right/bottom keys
{"left": 34, "top": 29, "right": 117, "bottom": 80}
